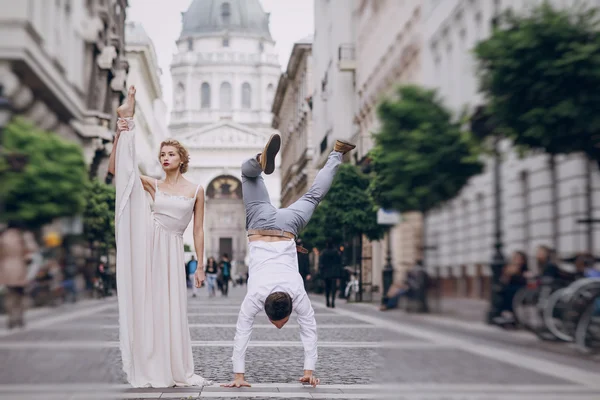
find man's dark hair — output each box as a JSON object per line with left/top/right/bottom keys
{"left": 264, "top": 291, "right": 293, "bottom": 321}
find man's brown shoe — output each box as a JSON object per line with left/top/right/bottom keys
{"left": 334, "top": 140, "right": 356, "bottom": 155}
{"left": 259, "top": 134, "right": 281, "bottom": 175}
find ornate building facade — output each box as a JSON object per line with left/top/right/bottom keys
{"left": 311, "top": 0, "right": 357, "bottom": 168}
{"left": 309, "top": 0, "right": 424, "bottom": 293}
{"left": 422, "top": 0, "right": 600, "bottom": 298}
{"left": 352, "top": 0, "right": 424, "bottom": 295}
{"left": 170, "top": 0, "right": 281, "bottom": 265}
{"left": 0, "top": 0, "right": 129, "bottom": 180}
{"left": 271, "top": 36, "right": 317, "bottom": 209}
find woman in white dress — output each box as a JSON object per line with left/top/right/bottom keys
{"left": 108, "top": 86, "right": 211, "bottom": 388}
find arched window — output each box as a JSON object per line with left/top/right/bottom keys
{"left": 241, "top": 82, "right": 251, "bottom": 109}
{"left": 220, "top": 82, "right": 232, "bottom": 110}
{"left": 265, "top": 83, "right": 274, "bottom": 109}
{"left": 201, "top": 82, "right": 211, "bottom": 108}
{"left": 221, "top": 2, "right": 231, "bottom": 25}
{"left": 175, "top": 82, "right": 185, "bottom": 109}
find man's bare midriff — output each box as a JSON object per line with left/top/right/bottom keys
{"left": 248, "top": 235, "right": 292, "bottom": 243}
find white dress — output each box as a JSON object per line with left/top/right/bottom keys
{"left": 114, "top": 119, "right": 211, "bottom": 388}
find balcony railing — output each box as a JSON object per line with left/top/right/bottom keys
{"left": 338, "top": 43, "right": 356, "bottom": 71}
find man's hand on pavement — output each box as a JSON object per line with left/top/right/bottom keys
{"left": 221, "top": 373, "right": 251, "bottom": 388}
{"left": 299, "top": 370, "right": 320, "bottom": 387}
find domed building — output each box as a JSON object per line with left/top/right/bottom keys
{"left": 170, "top": 0, "right": 281, "bottom": 268}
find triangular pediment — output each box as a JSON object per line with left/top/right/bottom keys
{"left": 178, "top": 120, "right": 277, "bottom": 149}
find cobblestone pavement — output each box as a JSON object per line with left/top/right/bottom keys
{"left": 0, "top": 286, "right": 599, "bottom": 399}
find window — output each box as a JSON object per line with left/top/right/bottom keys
{"left": 222, "top": 37, "right": 229, "bottom": 47}
{"left": 201, "top": 82, "right": 211, "bottom": 108}
{"left": 187, "top": 39, "right": 194, "bottom": 51}
{"left": 258, "top": 41, "right": 264, "bottom": 53}
{"left": 220, "top": 82, "right": 232, "bottom": 110}
{"left": 266, "top": 83, "right": 274, "bottom": 108}
{"left": 241, "top": 82, "right": 251, "bottom": 109}
{"left": 221, "top": 2, "right": 231, "bottom": 25}
{"left": 175, "top": 83, "right": 185, "bottom": 109}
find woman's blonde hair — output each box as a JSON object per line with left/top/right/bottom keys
{"left": 158, "top": 139, "right": 190, "bottom": 173}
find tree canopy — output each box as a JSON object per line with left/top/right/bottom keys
{"left": 1, "top": 118, "right": 88, "bottom": 228}
{"left": 300, "top": 163, "right": 384, "bottom": 250}
{"left": 474, "top": 3, "right": 600, "bottom": 163}
{"left": 83, "top": 179, "right": 115, "bottom": 252}
{"left": 369, "top": 85, "right": 483, "bottom": 213}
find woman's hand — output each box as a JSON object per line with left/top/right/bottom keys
{"left": 116, "top": 119, "right": 129, "bottom": 136}
{"left": 194, "top": 270, "right": 206, "bottom": 288}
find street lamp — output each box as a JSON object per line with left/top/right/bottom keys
{"left": 0, "top": 93, "right": 11, "bottom": 129}
{"left": 471, "top": 106, "right": 505, "bottom": 324}
{"left": 377, "top": 209, "right": 401, "bottom": 305}
{"left": 0, "top": 90, "right": 28, "bottom": 173}
{"left": 381, "top": 228, "right": 394, "bottom": 305}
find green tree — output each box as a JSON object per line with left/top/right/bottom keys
{"left": 1, "top": 118, "right": 88, "bottom": 228}
{"left": 474, "top": 3, "right": 600, "bottom": 165}
{"left": 83, "top": 179, "right": 115, "bottom": 256}
{"left": 370, "top": 85, "right": 483, "bottom": 213}
{"left": 300, "top": 163, "right": 385, "bottom": 250}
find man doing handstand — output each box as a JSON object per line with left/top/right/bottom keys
{"left": 222, "top": 133, "right": 355, "bottom": 388}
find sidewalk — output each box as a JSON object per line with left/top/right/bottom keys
{"left": 366, "top": 292, "right": 489, "bottom": 323}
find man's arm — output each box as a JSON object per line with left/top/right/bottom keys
{"left": 294, "top": 291, "right": 319, "bottom": 386}
{"left": 223, "top": 295, "right": 261, "bottom": 387}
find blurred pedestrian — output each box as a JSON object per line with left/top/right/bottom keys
{"left": 0, "top": 222, "right": 38, "bottom": 329}
{"left": 97, "top": 259, "right": 111, "bottom": 297}
{"left": 296, "top": 238, "right": 311, "bottom": 290}
{"left": 187, "top": 256, "right": 199, "bottom": 297}
{"left": 319, "top": 240, "right": 343, "bottom": 308}
{"left": 61, "top": 239, "right": 79, "bottom": 303}
{"left": 497, "top": 251, "right": 528, "bottom": 319}
{"left": 205, "top": 257, "right": 218, "bottom": 297}
{"left": 219, "top": 253, "right": 232, "bottom": 296}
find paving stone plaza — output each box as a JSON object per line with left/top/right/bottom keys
{"left": 0, "top": 286, "right": 599, "bottom": 399}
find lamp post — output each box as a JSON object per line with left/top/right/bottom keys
{"left": 0, "top": 89, "right": 13, "bottom": 228}
{"left": 488, "top": 135, "right": 506, "bottom": 323}
{"left": 377, "top": 209, "right": 401, "bottom": 305}
{"left": 381, "top": 228, "right": 394, "bottom": 305}
{"left": 471, "top": 106, "right": 505, "bottom": 324}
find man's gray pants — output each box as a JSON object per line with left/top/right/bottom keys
{"left": 242, "top": 151, "right": 343, "bottom": 236}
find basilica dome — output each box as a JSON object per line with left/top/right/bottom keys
{"left": 180, "top": 0, "right": 272, "bottom": 39}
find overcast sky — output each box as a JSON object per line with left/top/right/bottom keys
{"left": 126, "top": 0, "right": 314, "bottom": 113}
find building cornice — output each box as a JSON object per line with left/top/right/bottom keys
{"left": 271, "top": 73, "right": 288, "bottom": 120}
{"left": 125, "top": 45, "right": 162, "bottom": 100}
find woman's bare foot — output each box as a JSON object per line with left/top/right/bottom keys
{"left": 117, "top": 86, "right": 136, "bottom": 118}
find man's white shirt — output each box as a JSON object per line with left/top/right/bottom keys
{"left": 232, "top": 239, "right": 318, "bottom": 373}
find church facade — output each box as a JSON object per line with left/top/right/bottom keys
{"left": 169, "top": 0, "right": 282, "bottom": 268}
